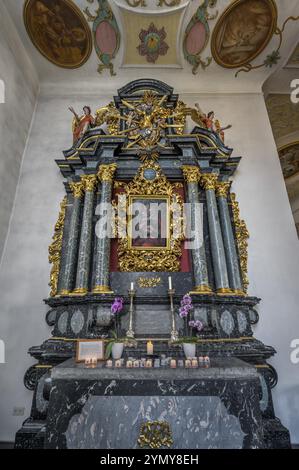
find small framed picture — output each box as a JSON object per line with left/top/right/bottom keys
{"left": 76, "top": 340, "right": 105, "bottom": 363}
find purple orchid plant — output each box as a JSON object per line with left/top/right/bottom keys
{"left": 179, "top": 294, "right": 204, "bottom": 338}
{"left": 111, "top": 297, "right": 124, "bottom": 338}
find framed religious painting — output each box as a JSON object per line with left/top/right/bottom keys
{"left": 128, "top": 196, "right": 170, "bottom": 251}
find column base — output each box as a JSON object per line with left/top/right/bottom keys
{"left": 71, "top": 288, "right": 88, "bottom": 296}
{"left": 189, "top": 285, "right": 213, "bottom": 295}
{"left": 92, "top": 286, "right": 114, "bottom": 295}
{"left": 57, "top": 289, "right": 71, "bottom": 297}
{"left": 230, "top": 289, "right": 246, "bottom": 296}
{"left": 216, "top": 288, "right": 235, "bottom": 296}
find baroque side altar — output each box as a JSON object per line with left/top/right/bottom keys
{"left": 15, "top": 79, "right": 290, "bottom": 450}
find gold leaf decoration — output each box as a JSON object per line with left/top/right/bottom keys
{"left": 230, "top": 193, "right": 249, "bottom": 294}
{"left": 138, "top": 421, "right": 173, "bottom": 449}
{"left": 137, "top": 277, "right": 162, "bottom": 288}
{"left": 48, "top": 197, "right": 67, "bottom": 297}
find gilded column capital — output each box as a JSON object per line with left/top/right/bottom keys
{"left": 201, "top": 173, "right": 219, "bottom": 191}
{"left": 98, "top": 163, "right": 117, "bottom": 183}
{"left": 216, "top": 182, "right": 231, "bottom": 198}
{"left": 69, "top": 181, "right": 84, "bottom": 199}
{"left": 181, "top": 166, "right": 201, "bottom": 183}
{"left": 81, "top": 174, "right": 98, "bottom": 192}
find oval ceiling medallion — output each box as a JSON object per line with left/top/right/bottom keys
{"left": 23, "top": 0, "right": 92, "bottom": 68}
{"left": 211, "top": 0, "right": 278, "bottom": 69}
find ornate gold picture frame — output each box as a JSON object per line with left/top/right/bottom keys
{"left": 115, "top": 160, "right": 185, "bottom": 272}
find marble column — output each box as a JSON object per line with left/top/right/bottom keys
{"left": 92, "top": 164, "right": 117, "bottom": 294}
{"left": 216, "top": 182, "right": 244, "bottom": 295}
{"left": 182, "top": 166, "right": 212, "bottom": 294}
{"left": 72, "top": 175, "right": 97, "bottom": 295}
{"left": 58, "top": 182, "right": 84, "bottom": 295}
{"left": 201, "top": 174, "right": 232, "bottom": 295}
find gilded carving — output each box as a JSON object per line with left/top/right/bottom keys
{"left": 81, "top": 174, "right": 98, "bottom": 192}
{"left": 48, "top": 197, "right": 67, "bottom": 297}
{"left": 95, "top": 102, "right": 121, "bottom": 135}
{"left": 216, "top": 182, "right": 231, "bottom": 198}
{"left": 181, "top": 166, "right": 201, "bottom": 183}
{"left": 69, "top": 182, "right": 84, "bottom": 199}
{"left": 137, "top": 277, "right": 162, "bottom": 288}
{"left": 201, "top": 173, "right": 219, "bottom": 191}
{"left": 230, "top": 193, "right": 249, "bottom": 293}
{"left": 98, "top": 164, "right": 118, "bottom": 183}
{"left": 138, "top": 421, "right": 173, "bottom": 449}
{"left": 118, "top": 91, "right": 187, "bottom": 149}
{"left": 115, "top": 160, "right": 184, "bottom": 272}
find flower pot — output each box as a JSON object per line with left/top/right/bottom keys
{"left": 112, "top": 343, "right": 124, "bottom": 360}
{"left": 183, "top": 343, "right": 196, "bottom": 359}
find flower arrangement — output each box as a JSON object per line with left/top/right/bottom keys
{"left": 111, "top": 297, "right": 124, "bottom": 338}
{"left": 179, "top": 294, "right": 193, "bottom": 319}
{"left": 178, "top": 294, "right": 204, "bottom": 340}
{"left": 189, "top": 320, "right": 204, "bottom": 333}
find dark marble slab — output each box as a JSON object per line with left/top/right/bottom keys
{"left": 45, "top": 358, "right": 264, "bottom": 449}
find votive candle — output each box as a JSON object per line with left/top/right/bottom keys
{"left": 147, "top": 341, "right": 154, "bottom": 355}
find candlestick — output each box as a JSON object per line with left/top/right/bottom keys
{"left": 126, "top": 287, "right": 135, "bottom": 339}
{"left": 147, "top": 341, "right": 154, "bottom": 355}
{"left": 168, "top": 287, "right": 178, "bottom": 342}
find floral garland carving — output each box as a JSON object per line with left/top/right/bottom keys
{"left": 48, "top": 197, "right": 67, "bottom": 297}
{"left": 230, "top": 193, "right": 249, "bottom": 293}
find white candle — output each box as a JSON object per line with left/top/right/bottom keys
{"left": 168, "top": 276, "right": 172, "bottom": 290}
{"left": 147, "top": 341, "right": 154, "bottom": 355}
{"left": 131, "top": 282, "right": 134, "bottom": 291}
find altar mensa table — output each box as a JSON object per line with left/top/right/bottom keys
{"left": 44, "top": 357, "right": 264, "bottom": 449}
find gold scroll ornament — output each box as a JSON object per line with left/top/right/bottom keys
{"left": 48, "top": 197, "right": 67, "bottom": 297}
{"left": 230, "top": 193, "right": 249, "bottom": 293}
{"left": 138, "top": 421, "right": 173, "bottom": 449}
{"left": 137, "top": 277, "right": 162, "bottom": 288}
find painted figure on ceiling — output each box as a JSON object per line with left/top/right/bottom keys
{"left": 69, "top": 106, "right": 95, "bottom": 143}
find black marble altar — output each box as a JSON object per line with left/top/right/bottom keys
{"left": 45, "top": 358, "right": 263, "bottom": 449}
{"left": 15, "top": 79, "right": 291, "bottom": 449}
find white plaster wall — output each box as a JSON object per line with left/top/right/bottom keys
{"left": 0, "top": 2, "right": 39, "bottom": 261}
{"left": 0, "top": 84, "right": 299, "bottom": 444}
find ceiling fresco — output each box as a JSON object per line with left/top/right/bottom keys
{"left": 211, "top": 0, "right": 277, "bottom": 68}
{"left": 278, "top": 142, "right": 299, "bottom": 180}
{"left": 84, "top": 0, "right": 120, "bottom": 75}
{"left": 121, "top": 8, "right": 183, "bottom": 67}
{"left": 285, "top": 43, "right": 299, "bottom": 68}
{"left": 23, "top": 0, "right": 92, "bottom": 68}
{"left": 266, "top": 94, "right": 299, "bottom": 141}
{"left": 16, "top": 0, "right": 299, "bottom": 83}
{"left": 211, "top": 0, "right": 299, "bottom": 77}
